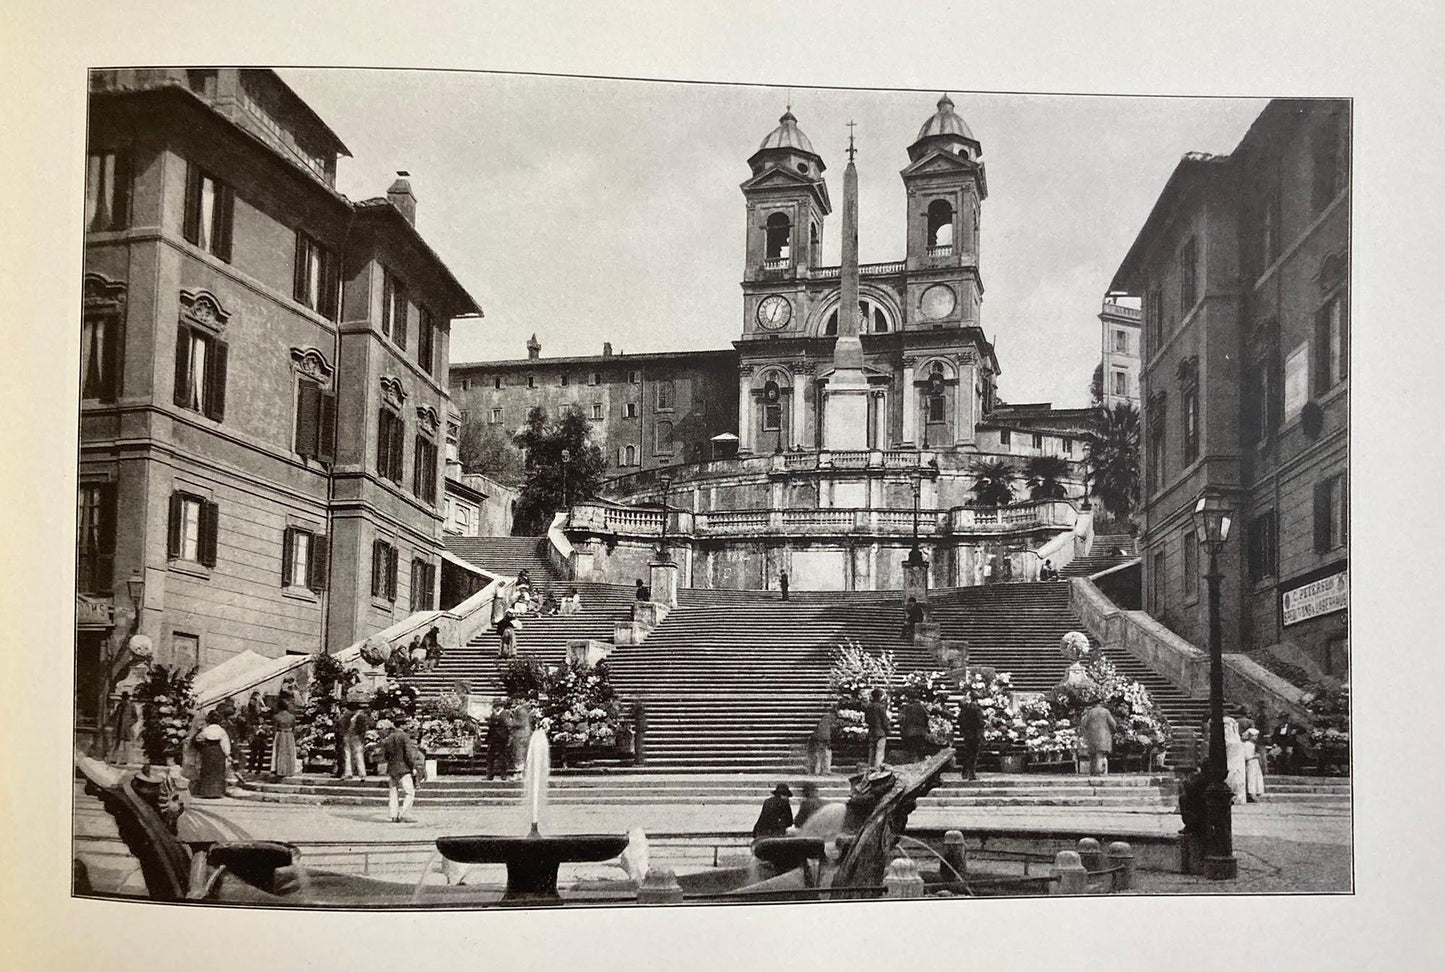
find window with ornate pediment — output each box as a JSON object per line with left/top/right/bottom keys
{"left": 82, "top": 275, "right": 126, "bottom": 404}
{"left": 173, "top": 291, "right": 229, "bottom": 422}
{"left": 291, "top": 348, "right": 336, "bottom": 462}
{"left": 85, "top": 150, "right": 131, "bottom": 232}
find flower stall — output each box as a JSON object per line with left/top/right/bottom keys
{"left": 500, "top": 656, "right": 626, "bottom": 767}
{"left": 895, "top": 669, "right": 957, "bottom": 751}
{"left": 827, "top": 640, "right": 896, "bottom": 756}
{"left": 137, "top": 665, "right": 197, "bottom": 768}
{"left": 417, "top": 691, "right": 483, "bottom": 760}
{"left": 1302, "top": 683, "right": 1349, "bottom": 775}
{"left": 961, "top": 669, "right": 1027, "bottom": 770}
{"left": 294, "top": 650, "right": 364, "bottom": 772}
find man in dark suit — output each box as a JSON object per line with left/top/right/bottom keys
{"left": 752, "top": 783, "right": 794, "bottom": 839}
{"left": 957, "top": 697, "right": 984, "bottom": 780}
{"left": 899, "top": 697, "right": 931, "bottom": 762}
{"left": 865, "top": 689, "right": 891, "bottom": 770}
{"left": 485, "top": 701, "right": 511, "bottom": 780}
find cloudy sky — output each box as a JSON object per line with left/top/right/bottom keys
{"left": 281, "top": 69, "right": 1264, "bottom": 408}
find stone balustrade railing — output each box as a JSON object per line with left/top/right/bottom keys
{"left": 602, "top": 448, "right": 944, "bottom": 495}
{"left": 567, "top": 499, "right": 1077, "bottom": 540}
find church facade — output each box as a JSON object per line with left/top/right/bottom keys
{"left": 553, "top": 97, "right": 1092, "bottom": 592}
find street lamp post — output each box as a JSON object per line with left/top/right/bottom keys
{"left": 560, "top": 448, "right": 571, "bottom": 508}
{"left": 658, "top": 475, "right": 672, "bottom": 562}
{"left": 906, "top": 468, "right": 924, "bottom": 566}
{"left": 1193, "top": 491, "right": 1238, "bottom": 881}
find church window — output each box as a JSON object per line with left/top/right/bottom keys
{"left": 765, "top": 212, "right": 791, "bottom": 263}
{"left": 762, "top": 379, "right": 782, "bottom": 431}
{"left": 926, "top": 200, "right": 954, "bottom": 254}
{"left": 925, "top": 365, "right": 947, "bottom": 423}
{"left": 809, "top": 224, "right": 820, "bottom": 266}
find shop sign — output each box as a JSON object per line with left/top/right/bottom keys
{"left": 1281, "top": 567, "right": 1348, "bottom": 627}
{"left": 76, "top": 594, "right": 115, "bottom": 628}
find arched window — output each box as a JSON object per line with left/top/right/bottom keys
{"left": 762, "top": 379, "right": 783, "bottom": 431}
{"left": 927, "top": 200, "right": 954, "bottom": 252}
{"left": 623, "top": 444, "right": 637, "bottom": 467}
{"left": 826, "top": 297, "right": 892, "bottom": 335}
{"left": 809, "top": 223, "right": 820, "bottom": 266}
{"left": 926, "top": 363, "right": 948, "bottom": 423}
{"left": 765, "top": 213, "right": 791, "bottom": 262}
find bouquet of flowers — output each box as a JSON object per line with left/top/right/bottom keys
{"left": 833, "top": 702, "right": 868, "bottom": 741}
{"left": 829, "top": 639, "right": 896, "bottom": 700}
{"left": 1059, "top": 631, "right": 1092, "bottom": 663}
{"left": 1302, "top": 683, "right": 1349, "bottom": 759}
{"left": 963, "top": 669, "right": 1020, "bottom": 752}
{"left": 136, "top": 664, "right": 197, "bottom": 766}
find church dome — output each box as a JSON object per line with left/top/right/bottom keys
{"left": 759, "top": 109, "right": 817, "bottom": 155}
{"left": 915, "top": 94, "right": 975, "bottom": 142}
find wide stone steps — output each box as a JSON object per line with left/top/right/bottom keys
{"left": 443, "top": 535, "right": 565, "bottom": 581}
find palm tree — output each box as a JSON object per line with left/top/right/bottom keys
{"left": 1086, "top": 402, "right": 1141, "bottom": 520}
{"left": 1023, "top": 455, "right": 1070, "bottom": 501}
{"left": 969, "top": 458, "right": 1016, "bottom": 507}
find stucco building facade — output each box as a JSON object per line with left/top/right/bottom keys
{"left": 76, "top": 69, "right": 480, "bottom": 726}
{"left": 1110, "top": 98, "right": 1349, "bottom": 677}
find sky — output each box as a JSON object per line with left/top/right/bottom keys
{"left": 281, "top": 69, "right": 1265, "bottom": 409}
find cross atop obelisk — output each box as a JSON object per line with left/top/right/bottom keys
{"left": 846, "top": 120, "right": 857, "bottom": 161}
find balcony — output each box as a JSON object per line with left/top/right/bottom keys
{"left": 601, "top": 449, "right": 943, "bottom": 495}
{"left": 926, "top": 243, "right": 954, "bottom": 258}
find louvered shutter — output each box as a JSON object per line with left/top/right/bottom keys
{"left": 167, "top": 492, "right": 183, "bottom": 559}
{"left": 100, "top": 316, "right": 122, "bottom": 402}
{"left": 214, "top": 183, "right": 234, "bottom": 263}
{"left": 390, "top": 414, "right": 405, "bottom": 482}
{"left": 204, "top": 339, "right": 227, "bottom": 421}
{"left": 111, "top": 151, "right": 132, "bottom": 230}
{"left": 413, "top": 433, "right": 425, "bottom": 495}
{"left": 182, "top": 163, "right": 202, "bottom": 244}
{"left": 295, "top": 380, "right": 321, "bottom": 457}
{"left": 281, "top": 527, "right": 295, "bottom": 586}
{"left": 394, "top": 288, "right": 408, "bottom": 350}
{"left": 317, "top": 392, "right": 337, "bottom": 463}
{"left": 293, "top": 231, "right": 308, "bottom": 303}
{"left": 370, "top": 540, "right": 382, "bottom": 597}
{"left": 376, "top": 409, "right": 389, "bottom": 477}
{"left": 382, "top": 275, "right": 393, "bottom": 338}
{"left": 98, "top": 483, "right": 117, "bottom": 592}
{"left": 1313, "top": 481, "right": 1329, "bottom": 554}
{"left": 174, "top": 326, "right": 191, "bottom": 408}
{"left": 309, "top": 534, "right": 328, "bottom": 592}
{"left": 199, "top": 500, "right": 219, "bottom": 567}
{"left": 320, "top": 247, "right": 339, "bottom": 321}
{"left": 387, "top": 546, "right": 398, "bottom": 601}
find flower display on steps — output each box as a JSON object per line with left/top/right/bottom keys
{"left": 136, "top": 664, "right": 197, "bottom": 766}
{"left": 502, "top": 656, "right": 623, "bottom": 750}
{"left": 1302, "top": 682, "right": 1349, "bottom": 769}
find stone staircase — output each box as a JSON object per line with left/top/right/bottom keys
{"left": 1060, "top": 533, "right": 1139, "bottom": 577}
{"left": 444, "top": 535, "right": 564, "bottom": 582}
{"left": 395, "top": 580, "right": 1207, "bottom": 774}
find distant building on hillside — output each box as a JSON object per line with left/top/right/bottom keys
{"left": 1109, "top": 98, "right": 1349, "bottom": 678}
{"left": 1099, "top": 299, "right": 1142, "bottom": 410}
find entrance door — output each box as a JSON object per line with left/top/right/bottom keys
{"left": 75, "top": 631, "right": 107, "bottom": 726}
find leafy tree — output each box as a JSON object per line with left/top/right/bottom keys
{"left": 1090, "top": 363, "right": 1103, "bottom": 407}
{"left": 969, "top": 457, "right": 1016, "bottom": 507}
{"left": 1086, "top": 402, "right": 1141, "bottom": 520}
{"left": 511, "top": 406, "right": 608, "bottom": 535}
{"left": 458, "top": 420, "right": 525, "bottom": 484}
{"left": 1023, "top": 455, "right": 1070, "bottom": 501}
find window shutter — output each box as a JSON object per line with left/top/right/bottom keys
{"left": 111, "top": 151, "right": 132, "bottom": 230}
{"left": 101, "top": 316, "right": 122, "bottom": 402}
{"left": 293, "top": 231, "right": 307, "bottom": 303}
{"left": 376, "top": 410, "right": 388, "bottom": 477}
{"left": 1313, "top": 481, "right": 1329, "bottom": 554}
{"left": 1314, "top": 305, "right": 1329, "bottom": 396}
{"left": 174, "top": 326, "right": 191, "bottom": 408}
{"left": 387, "top": 546, "right": 398, "bottom": 601}
{"left": 1340, "top": 476, "right": 1349, "bottom": 546}
{"left": 182, "top": 163, "right": 202, "bottom": 244}
{"left": 1338, "top": 301, "right": 1349, "bottom": 382}
{"left": 309, "top": 535, "right": 328, "bottom": 592}
{"left": 281, "top": 527, "right": 295, "bottom": 586}
{"left": 390, "top": 413, "right": 405, "bottom": 482}
{"left": 204, "top": 339, "right": 228, "bottom": 421}
{"left": 370, "top": 540, "right": 382, "bottom": 597}
{"left": 410, "top": 559, "right": 421, "bottom": 612}
{"left": 295, "top": 380, "right": 321, "bottom": 457}
{"left": 167, "top": 492, "right": 183, "bottom": 559}
{"left": 413, "top": 433, "right": 425, "bottom": 495}
{"left": 394, "top": 291, "right": 409, "bottom": 350}
{"left": 318, "top": 392, "right": 337, "bottom": 463}
{"left": 321, "top": 248, "right": 340, "bottom": 321}
{"left": 98, "top": 483, "right": 117, "bottom": 590}
{"left": 214, "top": 183, "right": 234, "bottom": 263}
{"left": 199, "top": 500, "right": 219, "bottom": 567}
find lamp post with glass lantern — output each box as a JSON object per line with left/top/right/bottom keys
{"left": 1193, "top": 490, "right": 1238, "bottom": 880}
{"left": 657, "top": 475, "right": 672, "bottom": 563}
{"left": 560, "top": 448, "right": 571, "bottom": 508}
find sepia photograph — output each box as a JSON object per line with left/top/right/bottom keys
{"left": 68, "top": 65, "right": 1355, "bottom": 911}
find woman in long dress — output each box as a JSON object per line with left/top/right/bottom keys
{"left": 1223, "top": 715, "right": 1247, "bottom": 805}
{"left": 194, "top": 712, "right": 232, "bottom": 799}
{"left": 270, "top": 699, "right": 299, "bottom": 778}
{"left": 1243, "top": 728, "right": 1266, "bottom": 802}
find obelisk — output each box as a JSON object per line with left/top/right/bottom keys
{"left": 822, "top": 124, "right": 871, "bottom": 449}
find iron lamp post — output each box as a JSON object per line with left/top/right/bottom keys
{"left": 905, "top": 467, "right": 925, "bottom": 567}
{"left": 560, "top": 448, "right": 571, "bottom": 508}
{"left": 658, "top": 475, "right": 672, "bottom": 563}
{"left": 1193, "top": 490, "right": 1238, "bottom": 881}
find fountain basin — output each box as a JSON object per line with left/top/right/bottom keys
{"left": 436, "top": 834, "right": 630, "bottom": 902}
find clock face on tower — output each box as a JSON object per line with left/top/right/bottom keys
{"left": 755, "top": 294, "right": 792, "bottom": 330}
{"left": 921, "top": 284, "right": 957, "bottom": 321}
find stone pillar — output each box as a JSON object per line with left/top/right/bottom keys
{"left": 738, "top": 373, "right": 753, "bottom": 453}
{"left": 1106, "top": 841, "right": 1135, "bottom": 891}
{"left": 1051, "top": 850, "right": 1089, "bottom": 895}
{"left": 902, "top": 557, "right": 930, "bottom": 608}
{"left": 637, "top": 866, "right": 683, "bottom": 904}
{"left": 791, "top": 382, "right": 806, "bottom": 450}
{"left": 883, "top": 856, "right": 926, "bottom": 898}
{"left": 956, "top": 360, "right": 976, "bottom": 446}
{"left": 1076, "top": 837, "right": 1103, "bottom": 872}
{"left": 901, "top": 362, "right": 917, "bottom": 445}
{"left": 942, "top": 830, "right": 968, "bottom": 885}
{"left": 650, "top": 560, "right": 679, "bottom": 609}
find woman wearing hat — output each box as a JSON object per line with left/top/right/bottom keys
{"left": 193, "top": 711, "right": 232, "bottom": 799}
{"left": 1243, "top": 728, "right": 1265, "bottom": 803}
{"left": 751, "top": 783, "right": 794, "bottom": 840}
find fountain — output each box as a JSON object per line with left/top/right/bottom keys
{"left": 434, "top": 730, "right": 630, "bottom": 903}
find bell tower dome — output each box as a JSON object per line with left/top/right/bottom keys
{"left": 740, "top": 110, "right": 832, "bottom": 287}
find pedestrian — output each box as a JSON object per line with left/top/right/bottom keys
{"left": 1176, "top": 764, "right": 1208, "bottom": 834}
{"left": 865, "top": 688, "right": 891, "bottom": 770}
{"left": 245, "top": 691, "right": 268, "bottom": 775}
{"left": 1243, "top": 728, "right": 1265, "bottom": 802}
{"left": 1040, "top": 559, "right": 1057, "bottom": 581}
{"left": 344, "top": 701, "right": 370, "bottom": 779}
{"left": 632, "top": 700, "right": 647, "bottom": 767}
{"left": 902, "top": 596, "right": 924, "bottom": 643}
{"left": 107, "top": 691, "right": 141, "bottom": 765}
{"left": 485, "top": 700, "right": 511, "bottom": 780}
{"left": 779, "top": 569, "right": 789, "bottom": 601}
{"left": 269, "top": 698, "right": 298, "bottom": 778}
{"left": 332, "top": 703, "right": 351, "bottom": 778}
{"left": 807, "top": 709, "right": 835, "bottom": 776}
{"left": 1234, "top": 704, "right": 1255, "bottom": 738}
{"left": 899, "top": 697, "right": 930, "bottom": 762}
{"left": 635, "top": 578, "right": 648, "bottom": 602}
{"left": 751, "top": 783, "right": 794, "bottom": 840}
{"left": 421, "top": 626, "right": 443, "bottom": 672}
{"left": 956, "top": 696, "right": 984, "bottom": 781}
{"left": 1225, "top": 714, "right": 1246, "bottom": 804}
{"left": 497, "top": 614, "right": 518, "bottom": 658}
{"left": 193, "top": 711, "right": 232, "bottom": 799}
{"left": 1078, "top": 701, "right": 1117, "bottom": 775}
{"left": 379, "top": 719, "right": 423, "bottom": 823}
{"left": 508, "top": 703, "right": 534, "bottom": 777}
{"left": 1272, "top": 717, "right": 1296, "bottom": 775}
{"left": 793, "top": 781, "right": 825, "bottom": 828}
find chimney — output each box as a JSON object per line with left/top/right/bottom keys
{"left": 387, "top": 170, "right": 417, "bottom": 225}
{"left": 602, "top": 342, "right": 613, "bottom": 357}
{"left": 526, "top": 334, "right": 541, "bottom": 359}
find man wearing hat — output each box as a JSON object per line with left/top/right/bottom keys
{"left": 751, "top": 783, "right": 794, "bottom": 840}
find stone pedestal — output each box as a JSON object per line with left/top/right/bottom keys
{"left": 632, "top": 600, "right": 668, "bottom": 628}
{"left": 883, "top": 856, "right": 926, "bottom": 898}
{"left": 637, "top": 866, "right": 683, "bottom": 904}
{"left": 566, "top": 639, "right": 613, "bottom": 669}
{"left": 902, "top": 557, "right": 930, "bottom": 607}
{"left": 1051, "top": 850, "right": 1088, "bottom": 895}
{"left": 936, "top": 640, "right": 969, "bottom": 671}
{"left": 613, "top": 621, "right": 651, "bottom": 646}
{"left": 649, "top": 560, "right": 679, "bottom": 609}
{"left": 913, "top": 621, "right": 942, "bottom": 649}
